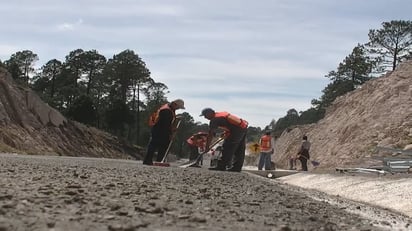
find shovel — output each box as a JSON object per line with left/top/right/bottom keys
{"left": 179, "top": 137, "right": 224, "bottom": 168}
{"left": 153, "top": 119, "right": 181, "bottom": 167}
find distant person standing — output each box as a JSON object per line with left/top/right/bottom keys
{"left": 143, "top": 99, "right": 185, "bottom": 165}
{"left": 200, "top": 108, "right": 248, "bottom": 172}
{"left": 297, "top": 135, "right": 311, "bottom": 171}
{"left": 258, "top": 131, "right": 275, "bottom": 170}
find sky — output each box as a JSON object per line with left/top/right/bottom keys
{"left": 1, "top": 0, "right": 411, "bottom": 128}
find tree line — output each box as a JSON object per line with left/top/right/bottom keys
{"left": 0, "top": 48, "right": 262, "bottom": 157}
{"left": 269, "top": 20, "right": 412, "bottom": 137}
{"left": 0, "top": 20, "right": 411, "bottom": 156}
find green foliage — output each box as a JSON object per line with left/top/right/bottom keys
{"left": 66, "top": 95, "right": 97, "bottom": 126}
{"left": 272, "top": 109, "right": 299, "bottom": 137}
{"left": 4, "top": 62, "right": 23, "bottom": 84}
{"left": 143, "top": 81, "right": 168, "bottom": 110}
{"left": 105, "top": 99, "right": 134, "bottom": 138}
{"left": 272, "top": 46, "right": 372, "bottom": 134}
{"left": 304, "top": 43, "right": 376, "bottom": 128}
{"left": 105, "top": 49, "right": 149, "bottom": 104}
{"left": 78, "top": 50, "right": 107, "bottom": 96}
{"left": 318, "top": 79, "right": 354, "bottom": 107}
{"left": 366, "top": 20, "right": 412, "bottom": 71}
{"left": 4, "top": 50, "right": 38, "bottom": 85}
{"left": 270, "top": 21, "right": 406, "bottom": 136}
{"left": 32, "top": 59, "right": 63, "bottom": 99}
{"left": 246, "top": 126, "right": 262, "bottom": 143}
{"left": 298, "top": 107, "right": 325, "bottom": 125}
{"left": 332, "top": 45, "right": 375, "bottom": 85}
{"left": 31, "top": 74, "right": 50, "bottom": 97}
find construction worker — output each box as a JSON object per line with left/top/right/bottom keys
{"left": 200, "top": 108, "right": 248, "bottom": 172}
{"left": 143, "top": 99, "right": 185, "bottom": 165}
{"left": 258, "top": 131, "right": 275, "bottom": 170}
{"left": 186, "top": 131, "right": 208, "bottom": 166}
{"left": 297, "top": 135, "right": 311, "bottom": 171}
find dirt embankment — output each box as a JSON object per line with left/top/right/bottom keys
{"left": 273, "top": 61, "right": 412, "bottom": 170}
{"left": 0, "top": 67, "right": 141, "bottom": 159}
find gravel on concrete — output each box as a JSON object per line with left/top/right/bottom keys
{"left": 1, "top": 153, "right": 411, "bottom": 231}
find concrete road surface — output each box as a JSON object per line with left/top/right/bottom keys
{"left": 1, "top": 153, "right": 411, "bottom": 231}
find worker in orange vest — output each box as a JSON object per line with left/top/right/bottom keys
{"left": 258, "top": 131, "right": 275, "bottom": 170}
{"left": 186, "top": 131, "right": 208, "bottom": 166}
{"left": 200, "top": 107, "right": 248, "bottom": 172}
{"left": 143, "top": 99, "right": 185, "bottom": 165}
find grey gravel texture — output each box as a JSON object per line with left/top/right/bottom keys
{"left": 1, "top": 153, "right": 411, "bottom": 231}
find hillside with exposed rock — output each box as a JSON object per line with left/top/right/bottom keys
{"left": 0, "top": 67, "right": 141, "bottom": 159}
{"left": 273, "top": 60, "right": 412, "bottom": 170}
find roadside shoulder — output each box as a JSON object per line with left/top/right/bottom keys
{"left": 277, "top": 172, "right": 412, "bottom": 218}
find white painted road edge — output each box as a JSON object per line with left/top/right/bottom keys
{"left": 276, "top": 172, "right": 412, "bottom": 217}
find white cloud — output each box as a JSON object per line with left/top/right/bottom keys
{"left": 1, "top": 0, "right": 411, "bottom": 128}
{"left": 0, "top": 45, "right": 20, "bottom": 60}
{"left": 57, "top": 19, "right": 84, "bottom": 31}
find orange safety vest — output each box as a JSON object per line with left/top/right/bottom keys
{"left": 215, "top": 112, "right": 248, "bottom": 129}
{"left": 260, "top": 135, "right": 272, "bottom": 152}
{"left": 187, "top": 135, "right": 207, "bottom": 148}
{"left": 148, "top": 103, "right": 175, "bottom": 127}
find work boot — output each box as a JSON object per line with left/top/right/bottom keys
{"left": 227, "top": 162, "right": 243, "bottom": 172}
{"left": 227, "top": 167, "right": 241, "bottom": 172}
{"left": 208, "top": 161, "right": 226, "bottom": 171}
{"left": 208, "top": 167, "right": 225, "bottom": 171}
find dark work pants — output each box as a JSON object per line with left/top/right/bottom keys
{"left": 299, "top": 156, "right": 308, "bottom": 171}
{"left": 189, "top": 145, "right": 198, "bottom": 161}
{"left": 143, "top": 136, "right": 170, "bottom": 164}
{"left": 258, "top": 152, "right": 272, "bottom": 170}
{"left": 299, "top": 149, "right": 310, "bottom": 171}
{"left": 220, "top": 130, "right": 247, "bottom": 171}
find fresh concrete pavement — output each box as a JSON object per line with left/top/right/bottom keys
{"left": 243, "top": 165, "right": 412, "bottom": 218}
{"left": 277, "top": 172, "right": 412, "bottom": 217}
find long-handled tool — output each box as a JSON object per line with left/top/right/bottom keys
{"left": 153, "top": 119, "right": 181, "bottom": 167}
{"left": 179, "top": 137, "right": 224, "bottom": 168}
